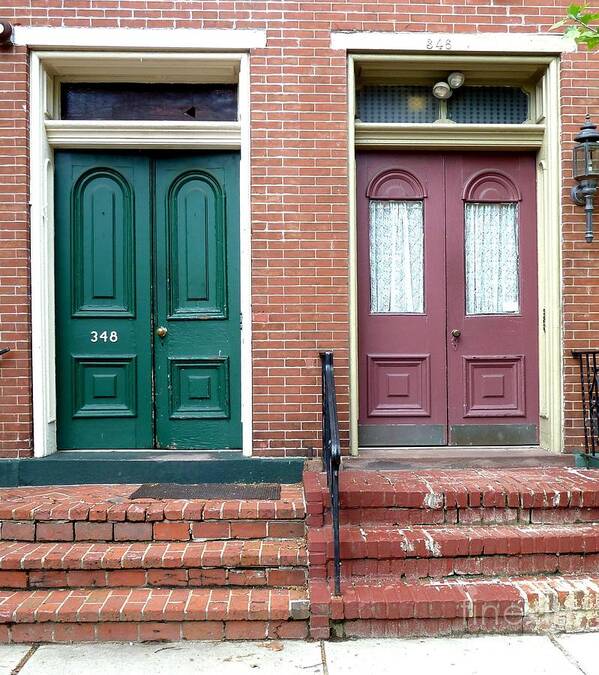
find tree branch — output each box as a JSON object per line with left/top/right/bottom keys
{"left": 572, "top": 14, "right": 599, "bottom": 35}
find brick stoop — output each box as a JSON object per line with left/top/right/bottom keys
{"left": 0, "top": 483, "right": 309, "bottom": 642}
{"left": 309, "top": 575, "right": 599, "bottom": 638}
{"left": 305, "top": 468, "right": 599, "bottom": 639}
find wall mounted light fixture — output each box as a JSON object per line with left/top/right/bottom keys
{"left": 0, "top": 21, "right": 13, "bottom": 47}
{"left": 447, "top": 71, "right": 465, "bottom": 89}
{"left": 432, "top": 71, "right": 465, "bottom": 100}
{"left": 432, "top": 81, "right": 452, "bottom": 100}
{"left": 571, "top": 114, "right": 599, "bottom": 243}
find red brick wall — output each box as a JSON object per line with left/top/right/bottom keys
{"left": 0, "top": 44, "right": 29, "bottom": 458}
{"left": 0, "top": 1, "right": 594, "bottom": 457}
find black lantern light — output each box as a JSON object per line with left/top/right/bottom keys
{"left": 572, "top": 114, "right": 599, "bottom": 243}
{"left": 0, "top": 22, "right": 12, "bottom": 47}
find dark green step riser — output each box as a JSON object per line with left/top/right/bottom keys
{"left": 0, "top": 456, "right": 304, "bottom": 486}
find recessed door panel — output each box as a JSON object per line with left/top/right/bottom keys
{"left": 167, "top": 172, "right": 227, "bottom": 319}
{"left": 71, "top": 169, "right": 135, "bottom": 316}
{"left": 72, "top": 356, "right": 137, "bottom": 418}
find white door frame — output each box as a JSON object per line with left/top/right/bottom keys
{"left": 28, "top": 42, "right": 259, "bottom": 457}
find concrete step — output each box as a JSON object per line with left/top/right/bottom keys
{"left": 343, "top": 447, "right": 574, "bottom": 471}
{"left": 309, "top": 575, "right": 599, "bottom": 639}
{"left": 0, "top": 540, "right": 308, "bottom": 589}
{"left": 308, "top": 523, "right": 599, "bottom": 581}
{"left": 0, "top": 587, "right": 310, "bottom": 642}
{"left": 304, "top": 468, "right": 599, "bottom": 526}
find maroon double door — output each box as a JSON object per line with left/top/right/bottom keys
{"left": 357, "top": 151, "right": 538, "bottom": 447}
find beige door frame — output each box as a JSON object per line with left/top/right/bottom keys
{"left": 347, "top": 52, "right": 563, "bottom": 454}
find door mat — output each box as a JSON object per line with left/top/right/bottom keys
{"left": 129, "top": 482, "right": 281, "bottom": 500}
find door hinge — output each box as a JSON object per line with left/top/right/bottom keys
{"left": 542, "top": 307, "right": 546, "bottom": 333}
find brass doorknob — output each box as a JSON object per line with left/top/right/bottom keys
{"left": 156, "top": 326, "right": 168, "bottom": 338}
{"left": 451, "top": 329, "right": 461, "bottom": 338}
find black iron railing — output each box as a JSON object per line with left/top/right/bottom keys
{"left": 572, "top": 349, "right": 599, "bottom": 455}
{"left": 320, "top": 350, "right": 341, "bottom": 596}
{"left": 0, "top": 348, "right": 10, "bottom": 357}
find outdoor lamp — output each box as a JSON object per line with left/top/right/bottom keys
{"left": 572, "top": 114, "right": 599, "bottom": 243}
{"left": 0, "top": 21, "right": 12, "bottom": 46}
{"left": 432, "top": 81, "right": 452, "bottom": 100}
{"left": 447, "top": 71, "right": 465, "bottom": 89}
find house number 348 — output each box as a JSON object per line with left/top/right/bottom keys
{"left": 426, "top": 38, "right": 452, "bottom": 50}
{"left": 90, "top": 330, "right": 119, "bottom": 343}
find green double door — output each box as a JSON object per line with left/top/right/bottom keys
{"left": 55, "top": 152, "right": 241, "bottom": 450}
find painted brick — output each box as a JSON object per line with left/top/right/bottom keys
{"left": 224, "top": 620, "right": 269, "bottom": 640}
{"left": 74, "top": 522, "right": 114, "bottom": 541}
{"left": 147, "top": 569, "right": 188, "bottom": 587}
{"left": 181, "top": 621, "right": 224, "bottom": 640}
{"left": 138, "top": 622, "right": 182, "bottom": 642}
{"left": 53, "top": 623, "right": 96, "bottom": 642}
{"left": 1, "top": 521, "right": 34, "bottom": 541}
{"left": 95, "top": 622, "right": 140, "bottom": 642}
{"left": 113, "top": 523, "right": 152, "bottom": 541}
{"left": 191, "top": 521, "right": 231, "bottom": 540}
{"left": 266, "top": 568, "right": 307, "bottom": 587}
{"left": 230, "top": 521, "right": 267, "bottom": 539}
{"left": 10, "top": 623, "right": 55, "bottom": 643}
{"left": 105, "top": 570, "right": 146, "bottom": 587}
{"left": 268, "top": 521, "right": 305, "bottom": 538}
{"left": 153, "top": 522, "right": 190, "bottom": 541}
{"left": 36, "top": 522, "right": 74, "bottom": 542}
{"left": 0, "top": 571, "right": 27, "bottom": 588}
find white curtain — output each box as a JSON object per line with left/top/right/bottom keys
{"left": 369, "top": 199, "right": 424, "bottom": 314}
{"left": 465, "top": 202, "right": 519, "bottom": 315}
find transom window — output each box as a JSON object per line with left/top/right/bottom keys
{"left": 61, "top": 82, "right": 238, "bottom": 122}
{"left": 357, "top": 85, "right": 529, "bottom": 125}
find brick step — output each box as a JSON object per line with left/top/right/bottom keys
{"left": 311, "top": 523, "right": 599, "bottom": 560}
{"left": 323, "top": 506, "right": 599, "bottom": 526}
{"left": 304, "top": 469, "right": 599, "bottom": 527}
{"left": 0, "top": 540, "right": 307, "bottom": 589}
{"left": 0, "top": 518, "right": 305, "bottom": 543}
{"left": 0, "top": 587, "right": 310, "bottom": 643}
{"left": 309, "top": 575, "right": 599, "bottom": 639}
{"left": 0, "top": 483, "right": 305, "bottom": 542}
{"left": 309, "top": 523, "right": 599, "bottom": 581}
{"left": 328, "top": 552, "right": 599, "bottom": 582}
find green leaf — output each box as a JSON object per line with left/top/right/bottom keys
{"left": 568, "top": 4, "right": 584, "bottom": 18}
{"left": 550, "top": 19, "right": 567, "bottom": 30}
{"left": 565, "top": 25, "right": 583, "bottom": 39}
{"left": 584, "top": 35, "right": 599, "bottom": 48}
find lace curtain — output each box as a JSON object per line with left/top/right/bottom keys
{"left": 465, "top": 202, "right": 520, "bottom": 315}
{"left": 369, "top": 199, "right": 424, "bottom": 314}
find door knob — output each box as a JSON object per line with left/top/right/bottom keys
{"left": 451, "top": 329, "right": 461, "bottom": 338}
{"left": 156, "top": 326, "right": 168, "bottom": 338}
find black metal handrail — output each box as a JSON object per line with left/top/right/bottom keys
{"left": 572, "top": 349, "right": 599, "bottom": 455}
{"left": 320, "top": 350, "right": 341, "bottom": 596}
{"left": 0, "top": 348, "right": 10, "bottom": 357}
